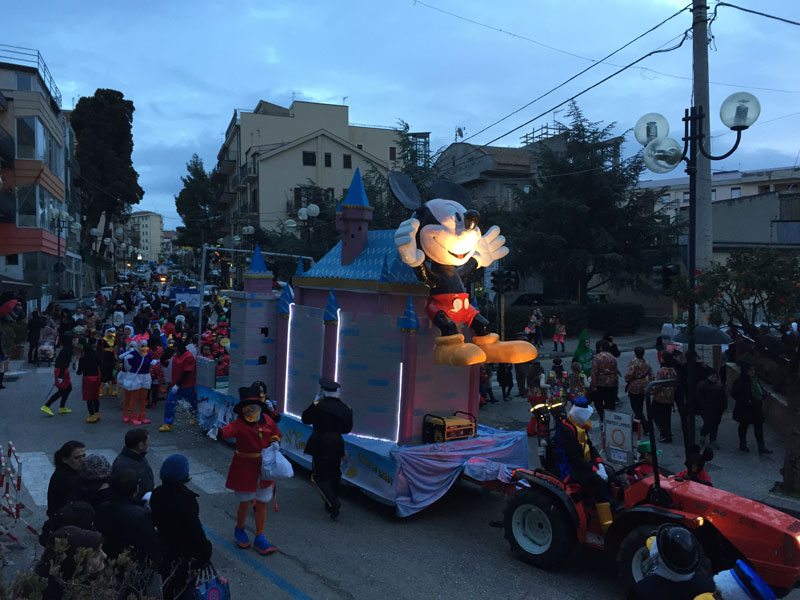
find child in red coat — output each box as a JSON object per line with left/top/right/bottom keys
{"left": 675, "top": 445, "right": 713, "bottom": 486}
{"left": 220, "top": 385, "right": 281, "bottom": 555}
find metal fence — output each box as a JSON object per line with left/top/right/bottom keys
{"left": 0, "top": 44, "right": 62, "bottom": 108}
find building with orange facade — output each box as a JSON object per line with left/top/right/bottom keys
{"left": 0, "top": 45, "right": 82, "bottom": 309}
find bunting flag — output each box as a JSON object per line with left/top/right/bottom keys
{"left": 397, "top": 295, "right": 420, "bottom": 331}
{"left": 324, "top": 289, "right": 340, "bottom": 323}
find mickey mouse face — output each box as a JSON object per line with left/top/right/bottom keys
{"left": 418, "top": 199, "right": 481, "bottom": 266}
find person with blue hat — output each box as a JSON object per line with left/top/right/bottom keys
{"left": 708, "top": 559, "right": 776, "bottom": 600}
{"left": 302, "top": 377, "right": 353, "bottom": 520}
{"left": 150, "top": 454, "right": 212, "bottom": 600}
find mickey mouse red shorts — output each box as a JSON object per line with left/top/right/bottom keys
{"left": 425, "top": 293, "right": 479, "bottom": 325}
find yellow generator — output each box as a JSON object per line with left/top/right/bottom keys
{"left": 422, "top": 411, "right": 476, "bottom": 444}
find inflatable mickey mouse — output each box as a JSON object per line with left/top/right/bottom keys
{"left": 389, "top": 172, "right": 537, "bottom": 367}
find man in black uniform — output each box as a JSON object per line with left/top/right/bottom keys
{"left": 302, "top": 377, "right": 353, "bottom": 520}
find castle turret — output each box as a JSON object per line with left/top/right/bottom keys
{"left": 243, "top": 245, "right": 274, "bottom": 295}
{"left": 335, "top": 168, "right": 373, "bottom": 266}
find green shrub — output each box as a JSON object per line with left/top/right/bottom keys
{"left": 587, "top": 303, "right": 644, "bottom": 334}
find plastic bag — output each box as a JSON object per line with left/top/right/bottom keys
{"left": 261, "top": 442, "right": 294, "bottom": 480}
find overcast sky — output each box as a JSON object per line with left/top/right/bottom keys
{"left": 6, "top": 0, "right": 799, "bottom": 227}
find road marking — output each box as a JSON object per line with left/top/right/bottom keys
{"left": 203, "top": 526, "right": 312, "bottom": 600}
{"left": 15, "top": 452, "right": 54, "bottom": 507}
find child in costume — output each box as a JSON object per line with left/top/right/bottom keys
{"left": 77, "top": 338, "right": 102, "bottom": 423}
{"left": 629, "top": 440, "right": 660, "bottom": 482}
{"left": 525, "top": 361, "right": 549, "bottom": 436}
{"left": 220, "top": 385, "right": 281, "bottom": 555}
{"left": 99, "top": 326, "right": 117, "bottom": 397}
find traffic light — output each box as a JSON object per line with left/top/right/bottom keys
{"left": 504, "top": 270, "right": 520, "bottom": 293}
{"left": 491, "top": 269, "right": 506, "bottom": 294}
{"left": 652, "top": 263, "right": 681, "bottom": 294}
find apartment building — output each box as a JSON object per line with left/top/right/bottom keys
{"left": 0, "top": 45, "right": 82, "bottom": 307}
{"left": 162, "top": 229, "right": 176, "bottom": 258}
{"left": 127, "top": 211, "right": 163, "bottom": 262}
{"left": 215, "top": 100, "right": 420, "bottom": 234}
{"left": 638, "top": 166, "right": 800, "bottom": 221}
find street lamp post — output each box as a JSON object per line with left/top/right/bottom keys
{"left": 51, "top": 210, "right": 74, "bottom": 301}
{"left": 636, "top": 92, "right": 760, "bottom": 454}
{"left": 288, "top": 202, "right": 320, "bottom": 255}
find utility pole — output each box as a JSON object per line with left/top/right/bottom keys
{"left": 693, "top": 0, "right": 713, "bottom": 272}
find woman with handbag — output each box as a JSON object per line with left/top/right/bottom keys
{"left": 219, "top": 385, "right": 281, "bottom": 555}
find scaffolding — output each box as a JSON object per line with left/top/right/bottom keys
{"left": 521, "top": 123, "right": 567, "bottom": 146}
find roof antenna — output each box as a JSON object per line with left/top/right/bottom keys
{"left": 342, "top": 96, "right": 348, "bottom": 106}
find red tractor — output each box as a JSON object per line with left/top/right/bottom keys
{"left": 502, "top": 381, "right": 800, "bottom": 597}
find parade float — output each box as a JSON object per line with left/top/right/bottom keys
{"left": 197, "top": 169, "right": 534, "bottom": 516}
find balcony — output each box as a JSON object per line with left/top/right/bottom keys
{"left": 217, "top": 158, "right": 236, "bottom": 175}
{"left": 216, "top": 184, "right": 236, "bottom": 205}
{"left": 233, "top": 166, "right": 246, "bottom": 192}
{"left": 243, "top": 162, "right": 258, "bottom": 183}
{"left": 232, "top": 207, "right": 258, "bottom": 224}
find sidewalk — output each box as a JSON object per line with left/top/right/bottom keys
{"left": 478, "top": 371, "right": 790, "bottom": 513}
{"left": 530, "top": 327, "right": 661, "bottom": 361}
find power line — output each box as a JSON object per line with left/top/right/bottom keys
{"left": 456, "top": 7, "right": 691, "bottom": 145}
{"left": 715, "top": 1, "right": 800, "bottom": 28}
{"left": 412, "top": 1, "right": 800, "bottom": 96}
{"left": 439, "top": 31, "right": 691, "bottom": 175}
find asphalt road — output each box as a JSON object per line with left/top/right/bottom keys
{"left": 0, "top": 359, "right": 631, "bottom": 599}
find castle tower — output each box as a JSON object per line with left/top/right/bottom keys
{"left": 335, "top": 168, "right": 373, "bottom": 266}
{"left": 243, "top": 245, "right": 274, "bottom": 295}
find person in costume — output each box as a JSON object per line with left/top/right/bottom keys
{"left": 41, "top": 340, "right": 74, "bottom": 416}
{"left": 630, "top": 440, "right": 660, "bottom": 482}
{"left": 572, "top": 329, "right": 593, "bottom": 377}
{"left": 220, "top": 385, "right": 281, "bottom": 555}
{"left": 627, "top": 524, "right": 714, "bottom": 600}
{"left": 708, "top": 559, "right": 776, "bottom": 600}
{"left": 99, "top": 326, "right": 117, "bottom": 397}
{"left": 525, "top": 361, "right": 548, "bottom": 437}
{"left": 553, "top": 395, "right": 614, "bottom": 528}
{"left": 76, "top": 338, "right": 102, "bottom": 423}
{"left": 625, "top": 346, "right": 654, "bottom": 435}
{"left": 159, "top": 338, "right": 197, "bottom": 432}
{"left": 675, "top": 445, "right": 713, "bottom": 486}
{"left": 302, "top": 377, "right": 353, "bottom": 520}
{"left": 121, "top": 339, "right": 152, "bottom": 425}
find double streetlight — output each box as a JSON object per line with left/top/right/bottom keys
{"left": 635, "top": 92, "right": 760, "bottom": 451}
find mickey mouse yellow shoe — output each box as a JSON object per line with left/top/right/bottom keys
{"left": 472, "top": 333, "right": 537, "bottom": 364}
{"left": 433, "top": 334, "right": 486, "bottom": 367}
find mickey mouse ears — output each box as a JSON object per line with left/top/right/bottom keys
{"left": 387, "top": 172, "right": 423, "bottom": 210}
{"left": 388, "top": 172, "right": 473, "bottom": 210}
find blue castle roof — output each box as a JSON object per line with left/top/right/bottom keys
{"left": 397, "top": 295, "right": 420, "bottom": 330}
{"left": 246, "top": 245, "right": 271, "bottom": 275}
{"left": 342, "top": 167, "right": 369, "bottom": 207}
{"left": 324, "top": 289, "right": 340, "bottom": 322}
{"left": 277, "top": 284, "right": 294, "bottom": 315}
{"left": 299, "top": 229, "right": 420, "bottom": 285}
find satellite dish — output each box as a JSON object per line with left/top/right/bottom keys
{"left": 428, "top": 180, "right": 472, "bottom": 208}
{"left": 387, "top": 172, "right": 423, "bottom": 210}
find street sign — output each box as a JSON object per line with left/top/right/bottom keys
{"left": 603, "top": 410, "right": 633, "bottom": 465}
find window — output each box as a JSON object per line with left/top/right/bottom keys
{"left": 302, "top": 151, "right": 316, "bottom": 166}
{"left": 343, "top": 154, "right": 352, "bottom": 169}
{"left": 324, "top": 152, "right": 331, "bottom": 168}
{"left": 6, "top": 254, "right": 19, "bottom": 266}
{"left": 661, "top": 193, "right": 670, "bottom": 203}
{"left": 356, "top": 144, "right": 363, "bottom": 150}
{"left": 250, "top": 188, "right": 258, "bottom": 213}
{"left": 15, "top": 185, "right": 36, "bottom": 227}
{"left": 389, "top": 146, "right": 397, "bottom": 161}
{"left": 16, "top": 73, "right": 32, "bottom": 91}
{"left": 711, "top": 189, "right": 717, "bottom": 201}
{"left": 16, "top": 117, "right": 35, "bottom": 159}
{"left": 683, "top": 192, "right": 690, "bottom": 202}
{"left": 731, "top": 187, "right": 741, "bottom": 199}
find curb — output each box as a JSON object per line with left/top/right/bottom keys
{"left": 764, "top": 492, "right": 800, "bottom": 519}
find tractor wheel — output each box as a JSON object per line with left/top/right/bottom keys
{"left": 617, "top": 525, "right": 657, "bottom": 588}
{"left": 504, "top": 488, "right": 575, "bottom": 569}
